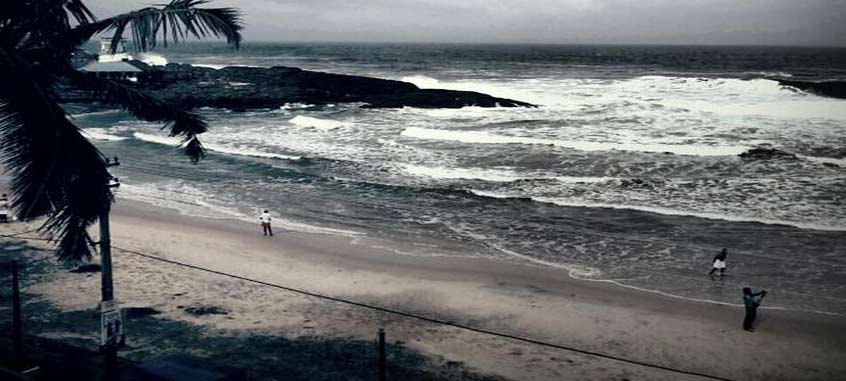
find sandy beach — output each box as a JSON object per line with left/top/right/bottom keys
{"left": 2, "top": 194, "right": 845, "bottom": 380}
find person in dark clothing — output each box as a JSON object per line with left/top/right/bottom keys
{"left": 708, "top": 248, "right": 728, "bottom": 277}
{"left": 742, "top": 287, "right": 767, "bottom": 332}
{"left": 0, "top": 193, "right": 9, "bottom": 223}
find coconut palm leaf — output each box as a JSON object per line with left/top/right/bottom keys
{"left": 65, "top": 69, "right": 208, "bottom": 162}
{"left": 67, "top": 0, "right": 242, "bottom": 55}
{"left": 0, "top": 50, "right": 110, "bottom": 261}
{"left": 0, "top": 0, "right": 241, "bottom": 261}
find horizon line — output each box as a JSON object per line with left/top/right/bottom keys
{"left": 87, "top": 39, "right": 846, "bottom": 49}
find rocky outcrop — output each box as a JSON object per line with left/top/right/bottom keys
{"left": 64, "top": 61, "right": 535, "bottom": 110}
{"left": 738, "top": 147, "right": 798, "bottom": 160}
{"left": 778, "top": 79, "right": 846, "bottom": 99}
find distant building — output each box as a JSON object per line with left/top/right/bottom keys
{"left": 98, "top": 37, "right": 133, "bottom": 63}
{"left": 79, "top": 61, "right": 143, "bottom": 82}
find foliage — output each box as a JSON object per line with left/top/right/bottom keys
{"left": 0, "top": 0, "right": 242, "bottom": 261}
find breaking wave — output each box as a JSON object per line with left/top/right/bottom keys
{"left": 401, "top": 127, "right": 749, "bottom": 156}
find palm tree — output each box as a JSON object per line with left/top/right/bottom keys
{"left": 0, "top": 0, "right": 242, "bottom": 261}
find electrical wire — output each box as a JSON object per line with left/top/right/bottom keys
{"left": 111, "top": 243, "right": 736, "bottom": 381}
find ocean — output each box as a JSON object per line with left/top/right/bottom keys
{"left": 71, "top": 43, "right": 846, "bottom": 315}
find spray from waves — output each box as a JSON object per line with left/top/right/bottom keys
{"left": 468, "top": 189, "right": 846, "bottom": 232}
{"left": 289, "top": 115, "right": 353, "bottom": 130}
{"left": 402, "top": 75, "right": 442, "bottom": 89}
{"left": 132, "top": 132, "right": 302, "bottom": 160}
{"left": 401, "top": 127, "right": 749, "bottom": 157}
{"left": 401, "top": 74, "right": 846, "bottom": 120}
{"left": 137, "top": 53, "right": 168, "bottom": 66}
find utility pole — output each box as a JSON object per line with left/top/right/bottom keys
{"left": 10, "top": 260, "right": 23, "bottom": 368}
{"left": 101, "top": 156, "right": 121, "bottom": 379}
{"left": 377, "top": 328, "right": 386, "bottom": 381}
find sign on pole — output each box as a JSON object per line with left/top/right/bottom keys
{"left": 100, "top": 301, "right": 124, "bottom": 348}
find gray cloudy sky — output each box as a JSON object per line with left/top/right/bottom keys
{"left": 87, "top": 0, "right": 846, "bottom": 46}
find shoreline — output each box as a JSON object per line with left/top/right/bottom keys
{"left": 118, "top": 186, "right": 846, "bottom": 317}
{"left": 4, "top": 196, "right": 844, "bottom": 380}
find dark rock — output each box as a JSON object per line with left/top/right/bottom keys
{"left": 124, "top": 307, "right": 161, "bottom": 319}
{"left": 70, "top": 264, "right": 101, "bottom": 273}
{"left": 822, "top": 162, "right": 840, "bottom": 168}
{"left": 620, "top": 178, "right": 662, "bottom": 188}
{"left": 184, "top": 305, "right": 229, "bottom": 316}
{"left": 778, "top": 79, "right": 846, "bottom": 99}
{"left": 739, "top": 147, "right": 798, "bottom": 160}
{"left": 60, "top": 62, "right": 535, "bottom": 110}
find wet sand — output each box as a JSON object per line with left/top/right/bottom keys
{"left": 3, "top": 196, "right": 844, "bottom": 380}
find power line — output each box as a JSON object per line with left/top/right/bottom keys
{"left": 110, "top": 243, "right": 735, "bottom": 381}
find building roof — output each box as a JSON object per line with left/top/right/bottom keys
{"left": 79, "top": 61, "right": 142, "bottom": 73}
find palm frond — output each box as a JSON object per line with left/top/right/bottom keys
{"left": 0, "top": 48, "right": 110, "bottom": 262}
{"left": 66, "top": 0, "right": 242, "bottom": 55}
{"left": 65, "top": 69, "right": 208, "bottom": 162}
{"left": 63, "top": 0, "right": 96, "bottom": 25}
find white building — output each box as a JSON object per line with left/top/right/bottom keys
{"left": 97, "top": 37, "right": 134, "bottom": 63}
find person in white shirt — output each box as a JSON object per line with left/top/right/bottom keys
{"left": 259, "top": 210, "right": 273, "bottom": 236}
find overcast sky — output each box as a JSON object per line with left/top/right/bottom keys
{"left": 87, "top": 0, "right": 846, "bottom": 46}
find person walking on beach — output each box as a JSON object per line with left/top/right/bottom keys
{"left": 0, "top": 194, "right": 9, "bottom": 223}
{"left": 708, "top": 248, "right": 728, "bottom": 277}
{"left": 742, "top": 287, "right": 767, "bottom": 332}
{"left": 260, "top": 209, "right": 273, "bottom": 236}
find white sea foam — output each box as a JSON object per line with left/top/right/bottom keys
{"left": 289, "top": 115, "right": 352, "bottom": 130}
{"left": 191, "top": 63, "right": 266, "bottom": 70}
{"left": 118, "top": 182, "right": 360, "bottom": 236}
{"left": 279, "top": 103, "right": 316, "bottom": 110}
{"left": 468, "top": 190, "right": 846, "bottom": 231}
{"left": 137, "top": 53, "right": 168, "bottom": 66}
{"left": 134, "top": 132, "right": 301, "bottom": 160}
{"left": 70, "top": 109, "right": 123, "bottom": 118}
{"left": 403, "top": 74, "right": 846, "bottom": 120}
{"left": 401, "top": 127, "right": 749, "bottom": 156}
{"left": 400, "top": 164, "right": 529, "bottom": 182}
{"left": 133, "top": 132, "right": 185, "bottom": 146}
{"left": 803, "top": 155, "right": 846, "bottom": 167}
{"left": 399, "top": 163, "right": 617, "bottom": 183}
{"left": 82, "top": 129, "right": 126, "bottom": 141}
{"left": 401, "top": 75, "right": 442, "bottom": 89}
{"left": 202, "top": 143, "right": 301, "bottom": 161}
{"left": 492, "top": 244, "right": 601, "bottom": 277}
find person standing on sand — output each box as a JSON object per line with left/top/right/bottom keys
{"left": 260, "top": 209, "right": 273, "bottom": 236}
{"left": 708, "top": 248, "right": 728, "bottom": 277}
{"left": 742, "top": 287, "right": 767, "bottom": 332}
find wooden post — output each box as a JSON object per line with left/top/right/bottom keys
{"left": 101, "top": 157, "right": 120, "bottom": 379}
{"left": 378, "top": 328, "right": 386, "bottom": 381}
{"left": 11, "top": 260, "right": 23, "bottom": 368}
{"left": 100, "top": 205, "right": 114, "bottom": 303}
